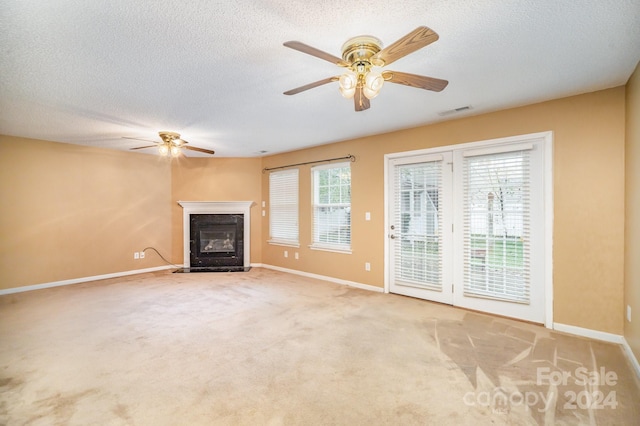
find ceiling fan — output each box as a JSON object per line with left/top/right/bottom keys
{"left": 283, "top": 26, "right": 448, "bottom": 112}
{"left": 123, "top": 131, "right": 215, "bottom": 157}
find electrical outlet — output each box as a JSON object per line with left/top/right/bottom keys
{"left": 284, "top": 250, "right": 288, "bottom": 258}
{"left": 139, "top": 251, "right": 145, "bottom": 259}
{"left": 134, "top": 252, "right": 139, "bottom": 259}
{"left": 365, "top": 262, "right": 371, "bottom": 271}
{"left": 295, "top": 252, "right": 299, "bottom": 260}
{"left": 365, "top": 212, "right": 371, "bottom": 221}
{"left": 627, "top": 305, "right": 632, "bottom": 322}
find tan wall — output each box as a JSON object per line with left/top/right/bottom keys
{"left": 261, "top": 87, "right": 626, "bottom": 334}
{"left": 0, "top": 136, "right": 172, "bottom": 289}
{"left": 170, "top": 158, "right": 263, "bottom": 266}
{"left": 625, "top": 62, "right": 640, "bottom": 359}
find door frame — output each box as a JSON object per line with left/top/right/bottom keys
{"left": 383, "top": 131, "right": 554, "bottom": 328}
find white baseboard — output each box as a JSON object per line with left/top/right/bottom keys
{"left": 0, "top": 265, "right": 175, "bottom": 295}
{"left": 554, "top": 322, "right": 640, "bottom": 379}
{"left": 255, "top": 263, "right": 384, "bottom": 293}
{"left": 622, "top": 337, "right": 640, "bottom": 380}
{"left": 553, "top": 322, "right": 624, "bottom": 344}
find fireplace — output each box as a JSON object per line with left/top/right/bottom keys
{"left": 178, "top": 201, "right": 252, "bottom": 272}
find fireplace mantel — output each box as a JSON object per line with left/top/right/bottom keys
{"left": 178, "top": 201, "right": 252, "bottom": 268}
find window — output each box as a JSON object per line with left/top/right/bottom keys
{"left": 311, "top": 162, "right": 351, "bottom": 252}
{"left": 269, "top": 169, "right": 299, "bottom": 246}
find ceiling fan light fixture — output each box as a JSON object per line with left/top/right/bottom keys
{"left": 339, "top": 70, "right": 358, "bottom": 90}
{"left": 170, "top": 145, "right": 181, "bottom": 157}
{"left": 363, "top": 70, "right": 384, "bottom": 99}
{"left": 362, "top": 86, "right": 378, "bottom": 100}
{"left": 158, "top": 144, "right": 170, "bottom": 156}
{"left": 339, "top": 85, "right": 356, "bottom": 99}
{"left": 339, "top": 69, "right": 359, "bottom": 98}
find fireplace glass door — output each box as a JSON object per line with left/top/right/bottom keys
{"left": 200, "top": 228, "right": 235, "bottom": 253}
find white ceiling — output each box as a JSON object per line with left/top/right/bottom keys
{"left": 1, "top": 1, "right": 639, "bottom": 157}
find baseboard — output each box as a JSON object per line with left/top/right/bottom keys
{"left": 553, "top": 322, "right": 624, "bottom": 344}
{"left": 256, "top": 263, "right": 384, "bottom": 293}
{"left": 622, "top": 337, "right": 640, "bottom": 380}
{"left": 0, "top": 265, "right": 175, "bottom": 295}
{"left": 554, "top": 322, "right": 640, "bottom": 379}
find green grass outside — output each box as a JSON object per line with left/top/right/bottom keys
{"left": 470, "top": 235, "right": 524, "bottom": 268}
{"left": 400, "top": 234, "right": 524, "bottom": 268}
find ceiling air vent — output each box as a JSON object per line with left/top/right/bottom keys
{"left": 438, "top": 105, "right": 472, "bottom": 116}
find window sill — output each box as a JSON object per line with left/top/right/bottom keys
{"left": 268, "top": 240, "right": 300, "bottom": 248}
{"left": 309, "top": 244, "right": 352, "bottom": 255}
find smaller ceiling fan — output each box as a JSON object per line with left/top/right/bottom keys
{"left": 283, "top": 26, "right": 448, "bottom": 111}
{"left": 123, "top": 131, "right": 215, "bottom": 157}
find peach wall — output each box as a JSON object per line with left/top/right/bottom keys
{"left": 625, "top": 61, "right": 640, "bottom": 359}
{"left": 170, "top": 158, "right": 263, "bottom": 266}
{"left": 261, "top": 87, "right": 626, "bottom": 334}
{"left": 0, "top": 136, "right": 172, "bottom": 289}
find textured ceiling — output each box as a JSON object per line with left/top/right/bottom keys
{"left": 1, "top": 1, "right": 639, "bottom": 157}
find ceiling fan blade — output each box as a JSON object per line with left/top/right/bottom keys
{"left": 183, "top": 145, "right": 216, "bottom": 155}
{"left": 383, "top": 70, "right": 449, "bottom": 92}
{"left": 354, "top": 86, "right": 370, "bottom": 112}
{"left": 129, "top": 145, "right": 158, "bottom": 150}
{"left": 122, "top": 136, "right": 158, "bottom": 143}
{"left": 284, "top": 77, "right": 338, "bottom": 95}
{"left": 371, "top": 26, "right": 439, "bottom": 66}
{"left": 283, "top": 41, "right": 349, "bottom": 67}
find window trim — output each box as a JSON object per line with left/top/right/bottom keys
{"left": 308, "top": 242, "right": 353, "bottom": 254}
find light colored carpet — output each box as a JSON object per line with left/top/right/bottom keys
{"left": 1, "top": 268, "right": 638, "bottom": 425}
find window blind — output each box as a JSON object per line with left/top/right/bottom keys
{"left": 462, "top": 149, "right": 531, "bottom": 303}
{"left": 269, "top": 169, "right": 299, "bottom": 245}
{"left": 312, "top": 162, "right": 351, "bottom": 249}
{"left": 393, "top": 160, "right": 443, "bottom": 291}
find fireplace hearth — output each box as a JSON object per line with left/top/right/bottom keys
{"left": 177, "top": 201, "right": 253, "bottom": 272}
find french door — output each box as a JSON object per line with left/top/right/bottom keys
{"left": 387, "top": 135, "right": 549, "bottom": 324}
{"left": 388, "top": 153, "right": 454, "bottom": 305}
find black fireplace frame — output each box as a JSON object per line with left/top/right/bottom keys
{"left": 189, "top": 214, "right": 244, "bottom": 269}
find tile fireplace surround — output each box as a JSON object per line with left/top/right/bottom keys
{"left": 178, "top": 201, "right": 252, "bottom": 270}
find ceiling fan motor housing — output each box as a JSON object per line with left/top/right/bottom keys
{"left": 341, "top": 35, "right": 383, "bottom": 67}
{"left": 159, "top": 131, "right": 183, "bottom": 145}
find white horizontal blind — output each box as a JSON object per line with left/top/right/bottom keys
{"left": 312, "top": 162, "right": 351, "bottom": 249}
{"left": 462, "top": 149, "right": 531, "bottom": 303}
{"left": 269, "top": 169, "right": 298, "bottom": 245}
{"left": 394, "top": 160, "right": 442, "bottom": 291}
